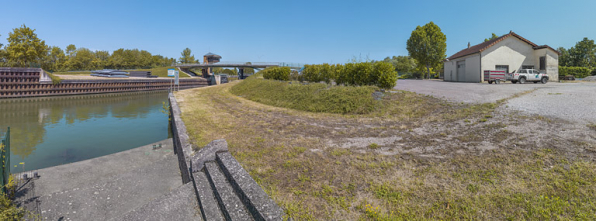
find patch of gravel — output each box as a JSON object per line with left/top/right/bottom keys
{"left": 503, "top": 83, "right": 596, "bottom": 123}
{"left": 396, "top": 80, "right": 596, "bottom": 123}
{"left": 582, "top": 76, "right": 596, "bottom": 81}
{"left": 329, "top": 136, "right": 402, "bottom": 149}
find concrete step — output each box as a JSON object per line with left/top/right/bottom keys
{"left": 216, "top": 152, "right": 285, "bottom": 220}
{"left": 204, "top": 161, "right": 253, "bottom": 221}
{"left": 192, "top": 171, "right": 224, "bottom": 221}
{"left": 33, "top": 139, "right": 175, "bottom": 196}
{"left": 113, "top": 182, "right": 201, "bottom": 221}
{"left": 37, "top": 153, "right": 182, "bottom": 220}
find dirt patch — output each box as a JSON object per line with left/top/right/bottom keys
{"left": 176, "top": 82, "right": 596, "bottom": 220}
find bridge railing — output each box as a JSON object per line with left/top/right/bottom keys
{"left": 175, "top": 62, "right": 304, "bottom": 69}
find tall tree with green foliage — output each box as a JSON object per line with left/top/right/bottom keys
{"left": 406, "top": 21, "right": 447, "bottom": 79}
{"left": 65, "top": 44, "right": 77, "bottom": 57}
{"left": 69, "top": 48, "right": 96, "bottom": 70}
{"left": 568, "top": 37, "right": 596, "bottom": 69}
{"left": 484, "top": 33, "right": 499, "bottom": 42}
{"left": 5, "top": 24, "right": 48, "bottom": 67}
{"left": 557, "top": 47, "right": 570, "bottom": 67}
{"left": 179, "top": 48, "right": 196, "bottom": 63}
{"left": 42, "top": 46, "right": 67, "bottom": 71}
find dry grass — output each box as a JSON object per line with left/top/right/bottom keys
{"left": 176, "top": 81, "right": 596, "bottom": 220}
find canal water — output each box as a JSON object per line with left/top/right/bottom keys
{"left": 0, "top": 92, "right": 171, "bottom": 171}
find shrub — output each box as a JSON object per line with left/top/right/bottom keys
{"left": 302, "top": 64, "right": 321, "bottom": 83}
{"left": 261, "top": 66, "right": 290, "bottom": 81}
{"left": 372, "top": 62, "right": 398, "bottom": 89}
{"left": 300, "top": 62, "right": 397, "bottom": 88}
{"left": 559, "top": 66, "right": 591, "bottom": 78}
{"left": 230, "top": 76, "right": 379, "bottom": 114}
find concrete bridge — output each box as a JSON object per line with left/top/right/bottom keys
{"left": 176, "top": 61, "right": 304, "bottom": 79}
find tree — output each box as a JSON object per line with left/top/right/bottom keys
{"left": 69, "top": 48, "right": 96, "bottom": 70}
{"left": 382, "top": 55, "right": 417, "bottom": 75}
{"left": 484, "top": 33, "right": 499, "bottom": 42}
{"left": 5, "top": 24, "right": 48, "bottom": 67}
{"left": 568, "top": 38, "right": 596, "bottom": 68}
{"left": 557, "top": 47, "right": 570, "bottom": 67}
{"left": 94, "top": 50, "right": 110, "bottom": 68}
{"left": 179, "top": 48, "right": 196, "bottom": 63}
{"left": 406, "top": 21, "right": 447, "bottom": 79}
{"left": 42, "top": 46, "right": 67, "bottom": 71}
{"left": 66, "top": 44, "right": 77, "bottom": 57}
{"left": 244, "top": 62, "right": 254, "bottom": 74}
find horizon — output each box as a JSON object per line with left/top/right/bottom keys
{"left": 1, "top": 0, "right": 594, "bottom": 64}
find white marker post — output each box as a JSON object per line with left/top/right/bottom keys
{"left": 168, "top": 69, "right": 175, "bottom": 92}
{"left": 174, "top": 71, "right": 179, "bottom": 91}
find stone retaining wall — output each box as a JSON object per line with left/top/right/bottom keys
{"left": 0, "top": 67, "right": 208, "bottom": 98}
{"left": 168, "top": 93, "right": 193, "bottom": 184}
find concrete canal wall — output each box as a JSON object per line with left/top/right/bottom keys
{"left": 0, "top": 67, "right": 209, "bottom": 99}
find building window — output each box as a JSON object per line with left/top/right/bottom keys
{"left": 495, "top": 65, "right": 509, "bottom": 73}
{"left": 540, "top": 56, "right": 546, "bottom": 70}
{"left": 522, "top": 65, "right": 534, "bottom": 70}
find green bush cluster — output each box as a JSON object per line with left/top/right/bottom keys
{"left": 261, "top": 66, "right": 291, "bottom": 81}
{"left": 559, "top": 66, "right": 592, "bottom": 78}
{"left": 230, "top": 76, "right": 379, "bottom": 114}
{"left": 301, "top": 62, "right": 398, "bottom": 89}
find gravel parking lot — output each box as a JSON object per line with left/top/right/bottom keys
{"left": 395, "top": 80, "right": 596, "bottom": 123}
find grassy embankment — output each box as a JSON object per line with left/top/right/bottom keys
{"left": 175, "top": 77, "right": 596, "bottom": 220}
{"left": 53, "top": 66, "right": 190, "bottom": 78}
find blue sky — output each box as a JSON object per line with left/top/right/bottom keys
{"left": 1, "top": 0, "right": 594, "bottom": 64}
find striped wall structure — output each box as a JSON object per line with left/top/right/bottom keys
{"left": 0, "top": 67, "right": 209, "bottom": 99}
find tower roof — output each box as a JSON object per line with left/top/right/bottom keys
{"left": 204, "top": 52, "right": 222, "bottom": 58}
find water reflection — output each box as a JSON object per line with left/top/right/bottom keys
{"left": 0, "top": 92, "right": 170, "bottom": 171}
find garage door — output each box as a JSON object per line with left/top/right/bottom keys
{"left": 457, "top": 61, "right": 465, "bottom": 82}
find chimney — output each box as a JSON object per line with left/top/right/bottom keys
{"left": 468, "top": 42, "right": 470, "bottom": 49}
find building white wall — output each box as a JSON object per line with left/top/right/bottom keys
{"left": 443, "top": 53, "right": 481, "bottom": 82}
{"left": 465, "top": 54, "right": 481, "bottom": 82}
{"left": 481, "top": 37, "right": 536, "bottom": 76}
{"left": 444, "top": 60, "right": 456, "bottom": 81}
{"left": 546, "top": 50, "right": 559, "bottom": 81}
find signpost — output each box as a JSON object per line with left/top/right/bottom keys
{"left": 168, "top": 69, "right": 175, "bottom": 92}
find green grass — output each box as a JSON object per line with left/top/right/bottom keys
{"left": 45, "top": 72, "right": 61, "bottom": 85}
{"left": 176, "top": 82, "right": 596, "bottom": 220}
{"left": 230, "top": 77, "right": 380, "bottom": 114}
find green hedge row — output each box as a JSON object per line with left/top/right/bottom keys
{"left": 559, "top": 66, "right": 592, "bottom": 78}
{"left": 262, "top": 66, "right": 291, "bottom": 81}
{"left": 230, "top": 75, "right": 378, "bottom": 114}
{"left": 301, "top": 62, "right": 398, "bottom": 89}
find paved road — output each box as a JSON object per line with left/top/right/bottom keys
{"left": 395, "top": 80, "right": 596, "bottom": 123}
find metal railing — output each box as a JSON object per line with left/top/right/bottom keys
{"left": 1, "top": 127, "right": 10, "bottom": 194}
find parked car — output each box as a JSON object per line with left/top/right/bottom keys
{"left": 506, "top": 69, "right": 548, "bottom": 84}
{"left": 562, "top": 75, "right": 575, "bottom": 81}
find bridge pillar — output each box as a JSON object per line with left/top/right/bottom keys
{"left": 238, "top": 68, "right": 244, "bottom": 79}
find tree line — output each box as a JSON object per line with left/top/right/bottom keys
{"left": 557, "top": 37, "right": 596, "bottom": 76}
{"left": 0, "top": 24, "right": 196, "bottom": 72}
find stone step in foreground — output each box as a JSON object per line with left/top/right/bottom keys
{"left": 190, "top": 139, "right": 285, "bottom": 221}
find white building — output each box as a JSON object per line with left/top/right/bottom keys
{"left": 444, "top": 31, "right": 559, "bottom": 82}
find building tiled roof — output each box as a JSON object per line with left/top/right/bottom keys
{"left": 445, "top": 31, "right": 559, "bottom": 61}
